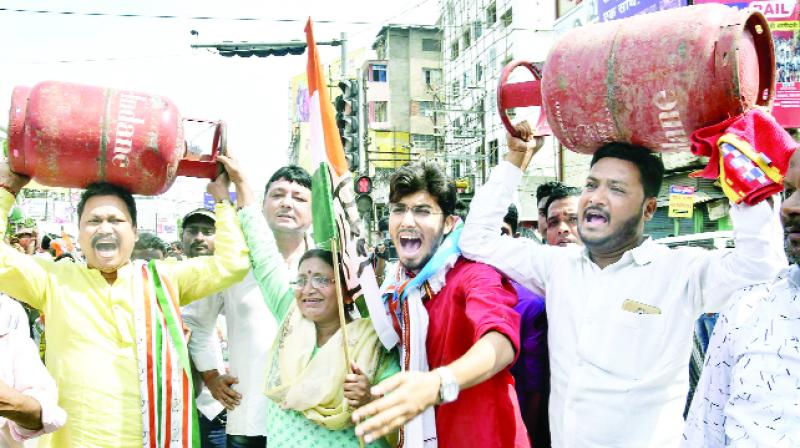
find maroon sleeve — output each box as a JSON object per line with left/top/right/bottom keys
{"left": 459, "top": 260, "right": 522, "bottom": 357}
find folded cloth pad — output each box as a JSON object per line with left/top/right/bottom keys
{"left": 689, "top": 109, "right": 797, "bottom": 205}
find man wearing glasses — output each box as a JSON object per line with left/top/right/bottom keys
{"left": 182, "top": 166, "right": 312, "bottom": 448}
{"left": 353, "top": 162, "right": 528, "bottom": 447}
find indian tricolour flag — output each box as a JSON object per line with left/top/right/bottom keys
{"left": 304, "top": 18, "right": 380, "bottom": 317}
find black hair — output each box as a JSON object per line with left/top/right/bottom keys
{"left": 134, "top": 232, "right": 168, "bottom": 255}
{"left": 389, "top": 161, "right": 457, "bottom": 216}
{"left": 536, "top": 181, "right": 563, "bottom": 204}
{"left": 265, "top": 165, "right": 312, "bottom": 195}
{"left": 544, "top": 185, "right": 581, "bottom": 217}
{"left": 299, "top": 248, "right": 335, "bottom": 271}
{"left": 54, "top": 253, "right": 76, "bottom": 262}
{"left": 590, "top": 143, "right": 665, "bottom": 198}
{"left": 41, "top": 234, "right": 53, "bottom": 251}
{"left": 77, "top": 182, "right": 137, "bottom": 227}
{"left": 503, "top": 204, "right": 519, "bottom": 235}
{"left": 454, "top": 199, "right": 469, "bottom": 220}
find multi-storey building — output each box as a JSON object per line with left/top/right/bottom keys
{"left": 362, "top": 24, "right": 444, "bottom": 206}
{"left": 440, "top": 0, "right": 556, "bottom": 220}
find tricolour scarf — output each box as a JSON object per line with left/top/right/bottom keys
{"left": 264, "top": 303, "right": 386, "bottom": 430}
{"left": 132, "top": 260, "right": 199, "bottom": 448}
{"left": 365, "top": 222, "right": 463, "bottom": 448}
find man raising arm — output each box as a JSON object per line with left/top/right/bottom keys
{"left": 459, "top": 122, "right": 785, "bottom": 447}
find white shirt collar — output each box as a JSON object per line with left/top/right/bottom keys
{"left": 580, "top": 236, "right": 657, "bottom": 268}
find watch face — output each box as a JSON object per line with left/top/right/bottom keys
{"left": 442, "top": 381, "right": 458, "bottom": 402}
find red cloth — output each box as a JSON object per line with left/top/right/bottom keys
{"left": 689, "top": 109, "right": 797, "bottom": 205}
{"left": 425, "top": 258, "right": 529, "bottom": 448}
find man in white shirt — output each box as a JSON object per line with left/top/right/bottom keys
{"left": 1, "top": 301, "right": 66, "bottom": 448}
{"left": 460, "top": 124, "right": 785, "bottom": 448}
{"left": 183, "top": 165, "right": 312, "bottom": 448}
{"left": 0, "top": 297, "right": 28, "bottom": 339}
{"left": 683, "top": 149, "right": 800, "bottom": 447}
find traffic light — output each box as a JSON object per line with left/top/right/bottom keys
{"left": 337, "top": 79, "right": 360, "bottom": 172}
{"left": 354, "top": 176, "right": 373, "bottom": 215}
{"left": 355, "top": 176, "right": 372, "bottom": 194}
{"left": 215, "top": 42, "right": 307, "bottom": 58}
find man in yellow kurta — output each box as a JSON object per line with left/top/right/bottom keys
{"left": 0, "top": 160, "right": 250, "bottom": 447}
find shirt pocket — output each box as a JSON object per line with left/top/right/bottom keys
{"left": 601, "top": 311, "right": 666, "bottom": 380}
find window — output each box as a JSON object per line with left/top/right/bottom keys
{"left": 473, "top": 21, "right": 483, "bottom": 39}
{"left": 463, "top": 71, "right": 470, "bottom": 88}
{"left": 370, "top": 64, "right": 387, "bottom": 82}
{"left": 486, "top": 2, "right": 496, "bottom": 25}
{"left": 446, "top": 2, "right": 455, "bottom": 24}
{"left": 450, "top": 41, "right": 459, "bottom": 61}
{"left": 488, "top": 140, "right": 499, "bottom": 167}
{"left": 501, "top": 8, "right": 513, "bottom": 27}
{"left": 475, "top": 63, "right": 483, "bottom": 82}
{"left": 422, "top": 38, "right": 441, "bottom": 52}
{"left": 371, "top": 101, "right": 388, "bottom": 122}
{"left": 451, "top": 80, "right": 460, "bottom": 98}
{"left": 423, "top": 68, "right": 442, "bottom": 88}
{"left": 452, "top": 162, "right": 462, "bottom": 179}
{"left": 462, "top": 29, "right": 471, "bottom": 49}
{"left": 488, "top": 48, "right": 497, "bottom": 73}
{"left": 417, "top": 101, "right": 436, "bottom": 117}
{"left": 412, "top": 134, "right": 436, "bottom": 150}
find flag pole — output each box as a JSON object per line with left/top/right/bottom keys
{"left": 332, "top": 238, "right": 366, "bottom": 448}
{"left": 330, "top": 237, "right": 353, "bottom": 374}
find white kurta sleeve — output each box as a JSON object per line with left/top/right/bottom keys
{"left": 460, "top": 160, "right": 558, "bottom": 297}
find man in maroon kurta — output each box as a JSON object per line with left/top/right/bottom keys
{"left": 425, "top": 258, "right": 526, "bottom": 447}
{"left": 354, "top": 161, "right": 528, "bottom": 447}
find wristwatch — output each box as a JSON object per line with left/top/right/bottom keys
{"left": 435, "top": 367, "right": 460, "bottom": 404}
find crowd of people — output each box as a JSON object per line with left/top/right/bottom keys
{"left": 0, "top": 120, "right": 797, "bottom": 448}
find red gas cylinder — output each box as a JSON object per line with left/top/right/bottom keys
{"left": 497, "top": 4, "right": 775, "bottom": 154}
{"left": 7, "top": 81, "right": 225, "bottom": 195}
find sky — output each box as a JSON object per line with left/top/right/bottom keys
{"left": 0, "top": 0, "right": 439, "bottom": 204}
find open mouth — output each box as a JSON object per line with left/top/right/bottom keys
{"left": 583, "top": 209, "right": 609, "bottom": 227}
{"left": 399, "top": 235, "right": 422, "bottom": 256}
{"left": 94, "top": 241, "right": 118, "bottom": 257}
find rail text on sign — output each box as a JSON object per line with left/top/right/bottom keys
{"left": 111, "top": 93, "right": 147, "bottom": 169}
{"left": 653, "top": 89, "right": 690, "bottom": 151}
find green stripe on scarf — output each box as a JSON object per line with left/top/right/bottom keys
{"left": 147, "top": 261, "right": 200, "bottom": 448}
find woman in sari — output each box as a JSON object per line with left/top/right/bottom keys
{"left": 218, "top": 155, "right": 399, "bottom": 447}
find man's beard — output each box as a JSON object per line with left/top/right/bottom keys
{"left": 579, "top": 209, "right": 643, "bottom": 253}
{"left": 400, "top": 230, "right": 447, "bottom": 272}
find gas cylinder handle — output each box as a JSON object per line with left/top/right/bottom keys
{"left": 497, "top": 60, "right": 550, "bottom": 138}
{"left": 176, "top": 118, "right": 228, "bottom": 180}
{"left": 212, "top": 121, "right": 227, "bottom": 177}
